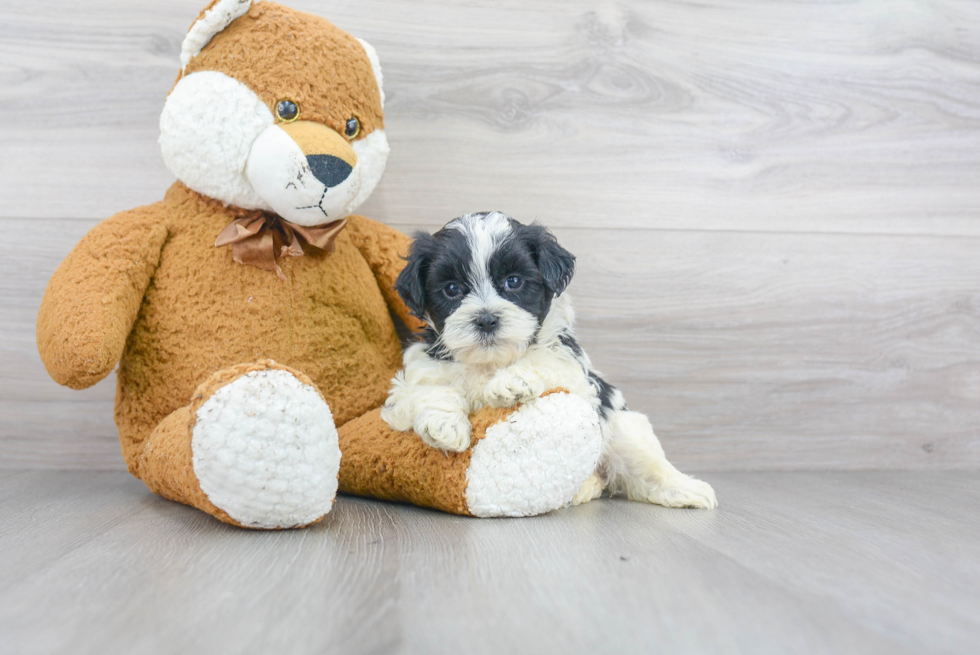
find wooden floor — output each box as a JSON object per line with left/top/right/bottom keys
{"left": 1, "top": 469, "right": 978, "bottom": 655}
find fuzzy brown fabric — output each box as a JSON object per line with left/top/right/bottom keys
{"left": 37, "top": 206, "right": 170, "bottom": 391}
{"left": 181, "top": 2, "right": 383, "bottom": 143}
{"left": 338, "top": 405, "right": 522, "bottom": 516}
{"left": 37, "top": 180, "right": 425, "bottom": 525}
{"left": 39, "top": 181, "right": 418, "bottom": 466}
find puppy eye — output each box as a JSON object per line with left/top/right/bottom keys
{"left": 504, "top": 276, "right": 524, "bottom": 291}
{"left": 444, "top": 282, "right": 464, "bottom": 299}
{"left": 345, "top": 117, "right": 360, "bottom": 139}
{"left": 276, "top": 99, "right": 300, "bottom": 122}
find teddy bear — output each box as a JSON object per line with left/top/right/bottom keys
{"left": 36, "top": 0, "right": 602, "bottom": 528}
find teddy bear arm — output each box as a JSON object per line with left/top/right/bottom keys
{"left": 344, "top": 214, "right": 426, "bottom": 333}
{"left": 37, "top": 205, "right": 170, "bottom": 389}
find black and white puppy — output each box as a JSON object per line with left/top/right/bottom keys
{"left": 381, "top": 211, "right": 716, "bottom": 509}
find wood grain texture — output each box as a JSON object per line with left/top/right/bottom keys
{"left": 1, "top": 0, "right": 979, "bottom": 234}
{"left": 4, "top": 218, "right": 979, "bottom": 470}
{"left": 1, "top": 469, "right": 978, "bottom": 654}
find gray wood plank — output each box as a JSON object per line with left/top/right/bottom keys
{"left": 2, "top": 0, "right": 980, "bottom": 235}
{"left": 561, "top": 228, "right": 980, "bottom": 470}
{"left": 689, "top": 471, "right": 980, "bottom": 653}
{"left": 2, "top": 470, "right": 978, "bottom": 654}
{"left": 5, "top": 218, "right": 979, "bottom": 470}
{"left": 0, "top": 401, "right": 118, "bottom": 469}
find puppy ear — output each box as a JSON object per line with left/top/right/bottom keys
{"left": 396, "top": 232, "right": 437, "bottom": 319}
{"left": 526, "top": 224, "right": 576, "bottom": 296}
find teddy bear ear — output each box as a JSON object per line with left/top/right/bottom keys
{"left": 355, "top": 37, "right": 385, "bottom": 109}
{"left": 180, "top": 0, "right": 252, "bottom": 70}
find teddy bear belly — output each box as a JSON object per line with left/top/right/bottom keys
{"left": 114, "top": 238, "right": 403, "bottom": 451}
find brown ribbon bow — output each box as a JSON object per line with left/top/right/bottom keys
{"left": 215, "top": 213, "right": 348, "bottom": 281}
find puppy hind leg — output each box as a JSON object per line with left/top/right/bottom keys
{"left": 605, "top": 411, "right": 717, "bottom": 509}
{"left": 571, "top": 472, "right": 605, "bottom": 506}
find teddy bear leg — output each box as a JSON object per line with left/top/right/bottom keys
{"left": 135, "top": 361, "right": 341, "bottom": 529}
{"left": 337, "top": 390, "right": 602, "bottom": 517}
{"left": 462, "top": 391, "right": 603, "bottom": 517}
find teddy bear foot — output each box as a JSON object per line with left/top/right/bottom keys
{"left": 192, "top": 366, "right": 341, "bottom": 528}
{"left": 138, "top": 362, "right": 340, "bottom": 529}
{"left": 464, "top": 391, "right": 603, "bottom": 517}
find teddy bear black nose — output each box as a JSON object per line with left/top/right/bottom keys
{"left": 307, "top": 155, "right": 353, "bottom": 188}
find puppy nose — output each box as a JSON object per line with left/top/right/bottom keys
{"left": 475, "top": 313, "right": 499, "bottom": 334}
{"left": 307, "top": 155, "right": 353, "bottom": 188}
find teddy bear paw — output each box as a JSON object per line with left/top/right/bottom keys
{"left": 192, "top": 368, "right": 341, "bottom": 528}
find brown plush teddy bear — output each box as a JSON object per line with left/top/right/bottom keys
{"left": 36, "top": 0, "right": 602, "bottom": 528}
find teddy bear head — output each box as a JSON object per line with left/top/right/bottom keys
{"left": 159, "top": 0, "right": 388, "bottom": 226}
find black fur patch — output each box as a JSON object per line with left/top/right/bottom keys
{"left": 421, "top": 226, "right": 473, "bottom": 335}
{"left": 394, "top": 231, "right": 440, "bottom": 320}
{"left": 395, "top": 227, "right": 473, "bottom": 334}
{"left": 516, "top": 222, "right": 576, "bottom": 296}
{"left": 588, "top": 371, "right": 623, "bottom": 418}
{"left": 556, "top": 330, "right": 625, "bottom": 419}
{"left": 486, "top": 227, "right": 553, "bottom": 326}
{"left": 558, "top": 331, "right": 584, "bottom": 357}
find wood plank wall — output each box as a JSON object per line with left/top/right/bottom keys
{"left": 2, "top": 0, "right": 979, "bottom": 471}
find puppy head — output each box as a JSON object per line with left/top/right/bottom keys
{"left": 396, "top": 212, "right": 575, "bottom": 367}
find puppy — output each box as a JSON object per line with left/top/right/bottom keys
{"left": 381, "top": 212, "right": 716, "bottom": 509}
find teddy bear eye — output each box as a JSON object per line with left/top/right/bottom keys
{"left": 345, "top": 117, "right": 360, "bottom": 139}
{"left": 276, "top": 99, "right": 300, "bottom": 122}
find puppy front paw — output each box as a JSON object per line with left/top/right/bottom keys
{"left": 642, "top": 475, "right": 717, "bottom": 510}
{"left": 485, "top": 369, "right": 545, "bottom": 408}
{"left": 416, "top": 409, "right": 472, "bottom": 452}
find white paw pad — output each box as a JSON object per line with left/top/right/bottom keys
{"left": 465, "top": 393, "right": 603, "bottom": 517}
{"left": 192, "top": 369, "right": 341, "bottom": 528}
